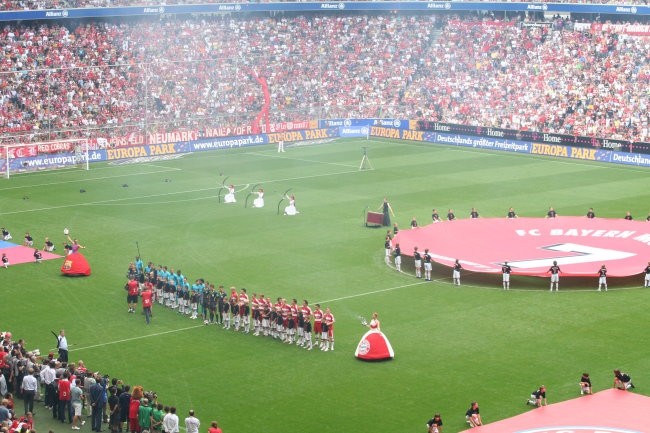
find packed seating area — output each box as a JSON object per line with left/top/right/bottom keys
{"left": 0, "top": 13, "right": 648, "bottom": 145}
{"left": 0, "top": 0, "right": 644, "bottom": 12}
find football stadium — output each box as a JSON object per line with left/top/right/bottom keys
{"left": 1, "top": 3, "right": 650, "bottom": 433}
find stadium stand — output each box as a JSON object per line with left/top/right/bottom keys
{"left": 0, "top": 13, "right": 648, "bottom": 146}
{"left": 1, "top": 0, "right": 648, "bottom": 11}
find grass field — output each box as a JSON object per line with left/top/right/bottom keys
{"left": 2, "top": 138, "right": 650, "bottom": 433}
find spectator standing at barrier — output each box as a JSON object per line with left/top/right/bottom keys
{"left": 90, "top": 375, "right": 104, "bottom": 432}
{"left": 526, "top": 385, "right": 547, "bottom": 407}
{"left": 597, "top": 265, "right": 608, "bottom": 292}
{"left": 586, "top": 208, "right": 596, "bottom": 219}
{"left": 108, "top": 387, "right": 120, "bottom": 433}
{"left": 71, "top": 378, "right": 84, "bottom": 430}
{"left": 184, "top": 410, "right": 200, "bottom": 433}
{"left": 465, "top": 402, "right": 482, "bottom": 427}
{"left": 546, "top": 207, "right": 557, "bottom": 218}
{"left": 580, "top": 373, "right": 592, "bottom": 395}
{"left": 20, "top": 368, "right": 38, "bottom": 415}
{"left": 453, "top": 259, "right": 462, "bottom": 286}
{"left": 138, "top": 399, "right": 153, "bottom": 433}
{"left": 502, "top": 262, "right": 512, "bottom": 290}
{"left": 379, "top": 197, "right": 395, "bottom": 227}
{"left": 162, "top": 406, "right": 179, "bottom": 433}
{"left": 118, "top": 385, "right": 132, "bottom": 432}
{"left": 548, "top": 261, "right": 561, "bottom": 291}
{"left": 41, "top": 361, "right": 56, "bottom": 410}
{"left": 58, "top": 372, "right": 72, "bottom": 423}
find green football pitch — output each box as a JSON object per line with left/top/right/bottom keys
{"left": 2, "top": 138, "right": 649, "bottom": 433}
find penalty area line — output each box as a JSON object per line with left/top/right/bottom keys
{"left": 70, "top": 324, "right": 204, "bottom": 352}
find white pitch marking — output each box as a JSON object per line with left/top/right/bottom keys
{"left": 70, "top": 324, "right": 204, "bottom": 352}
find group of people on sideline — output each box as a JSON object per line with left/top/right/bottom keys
{"left": 0, "top": 330, "right": 224, "bottom": 433}
{"left": 0, "top": 226, "right": 85, "bottom": 267}
{"left": 425, "top": 369, "right": 635, "bottom": 431}
{"left": 381, "top": 204, "right": 650, "bottom": 290}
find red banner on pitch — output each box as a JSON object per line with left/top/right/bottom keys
{"left": 393, "top": 217, "right": 650, "bottom": 277}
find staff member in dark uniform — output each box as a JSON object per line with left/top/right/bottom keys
{"left": 423, "top": 248, "right": 433, "bottom": 281}
{"left": 546, "top": 207, "right": 557, "bottom": 218}
{"left": 453, "top": 259, "right": 462, "bottom": 285}
{"left": 447, "top": 209, "right": 455, "bottom": 221}
{"left": 465, "top": 402, "right": 482, "bottom": 427}
{"left": 526, "top": 385, "right": 547, "bottom": 407}
{"left": 431, "top": 209, "right": 441, "bottom": 223}
{"left": 507, "top": 207, "right": 518, "bottom": 218}
{"left": 393, "top": 243, "right": 401, "bottom": 272}
{"left": 502, "top": 261, "right": 512, "bottom": 290}
{"left": 586, "top": 208, "right": 596, "bottom": 219}
{"left": 469, "top": 208, "right": 479, "bottom": 219}
{"left": 425, "top": 413, "right": 443, "bottom": 433}
{"left": 413, "top": 247, "right": 422, "bottom": 279}
{"left": 548, "top": 260, "right": 561, "bottom": 291}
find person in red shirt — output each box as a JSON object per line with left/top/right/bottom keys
{"left": 58, "top": 372, "right": 72, "bottom": 423}
{"left": 207, "top": 421, "right": 222, "bottom": 433}
{"left": 141, "top": 285, "right": 153, "bottom": 325}
{"left": 322, "top": 307, "right": 335, "bottom": 352}
{"left": 313, "top": 304, "right": 323, "bottom": 349}
{"left": 126, "top": 277, "right": 139, "bottom": 314}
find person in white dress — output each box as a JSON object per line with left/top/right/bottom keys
{"left": 253, "top": 188, "right": 265, "bottom": 208}
{"left": 284, "top": 194, "right": 299, "bottom": 215}
{"left": 224, "top": 184, "right": 236, "bottom": 203}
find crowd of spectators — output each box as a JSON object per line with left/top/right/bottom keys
{"left": 0, "top": 331, "right": 222, "bottom": 433}
{"left": 0, "top": 13, "right": 648, "bottom": 146}
{"left": 0, "top": 0, "right": 647, "bottom": 12}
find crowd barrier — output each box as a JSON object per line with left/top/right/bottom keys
{"left": 3, "top": 119, "right": 650, "bottom": 173}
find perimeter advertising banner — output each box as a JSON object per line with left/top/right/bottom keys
{"left": 1, "top": 2, "right": 649, "bottom": 22}
{"left": 368, "top": 125, "right": 650, "bottom": 167}
{"left": 2, "top": 123, "right": 649, "bottom": 171}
